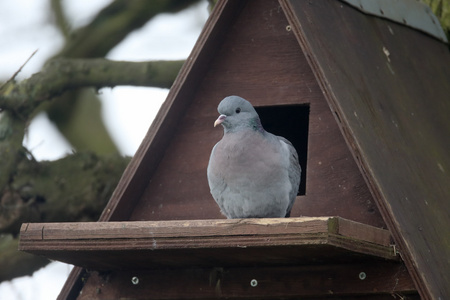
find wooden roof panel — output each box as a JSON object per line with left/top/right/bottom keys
{"left": 282, "top": 0, "right": 450, "bottom": 298}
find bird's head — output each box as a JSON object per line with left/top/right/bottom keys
{"left": 214, "top": 96, "right": 263, "bottom": 133}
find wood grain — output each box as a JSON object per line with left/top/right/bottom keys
{"left": 20, "top": 217, "right": 396, "bottom": 272}
{"left": 77, "top": 263, "right": 417, "bottom": 299}
{"left": 128, "top": 0, "right": 385, "bottom": 229}
{"left": 283, "top": 0, "right": 450, "bottom": 299}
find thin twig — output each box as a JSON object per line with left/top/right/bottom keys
{"left": 0, "top": 49, "right": 38, "bottom": 89}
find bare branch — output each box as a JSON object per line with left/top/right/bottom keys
{"left": 1, "top": 152, "right": 130, "bottom": 235}
{"left": 59, "top": 0, "right": 201, "bottom": 58}
{"left": 0, "top": 58, "right": 184, "bottom": 117}
{"left": 50, "top": 0, "right": 70, "bottom": 39}
{"left": 0, "top": 152, "right": 130, "bottom": 280}
{"left": 0, "top": 50, "right": 38, "bottom": 90}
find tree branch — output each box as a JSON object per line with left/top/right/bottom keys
{"left": 0, "top": 113, "right": 26, "bottom": 190}
{"left": 1, "top": 152, "right": 130, "bottom": 235}
{"left": 35, "top": 0, "right": 199, "bottom": 154}
{"left": 0, "top": 235, "right": 49, "bottom": 282}
{"left": 58, "top": 0, "right": 200, "bottom": 58}
{"left": 0, "top": 152, "right": 130, "bottom": 281}
{"left": 0, "top": 58, "right": 184, "bottom": 117}
{"left": 50, "top": 0, "right": 70, "bottom": 39}
{"left": 41, "top": 0, "right": 200, "bottom": 153}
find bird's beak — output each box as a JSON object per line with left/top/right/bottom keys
{"left": 214, "top": 114, "right": 227, "bottom": 127}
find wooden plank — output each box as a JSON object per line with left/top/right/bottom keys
{"left": 335, "top": 218, "right": 392, "bottom": 246}
{"left": 129, "top": 0, "right": 385, "bottom": 229}
{"left": 23, "top": 217, "right": 331, "bottom": 241}
{"left": 77, "top": 262, "right": 416, "bottom": 299}
{"left": 302, "top": 91, "right": 384, "bottom": 227}
{"left": 20, "top": 217, "right": 397, "bottom": 271}
{"left": 282, "top": 1, "right": 450, "bottom": 299}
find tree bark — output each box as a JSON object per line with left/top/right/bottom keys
{"left": 0, "top": 152, "right": 130, "bottom": 281}
{"left": 45, "top": 0, "right": 200, "bottom": 151}
{"left": 1, "top": 59, "right": 184, "bottom": 116}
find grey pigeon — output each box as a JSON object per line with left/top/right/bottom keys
{"left": 207, "top": 96, "right": 301, "bottom": 218}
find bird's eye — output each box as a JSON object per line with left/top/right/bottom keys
{"left": 235, "top": 107, "right": 241, "bottom": 114}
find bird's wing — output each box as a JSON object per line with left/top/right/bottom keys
{"left": 277, "top": 136, "right": 301, "bottom": 217}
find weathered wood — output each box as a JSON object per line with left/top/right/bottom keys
{"left": 20, "top": 217, "right": 395, "bottom": 272}
{"left": 77, "top": 263, "right": 417, "bottom": 299}
{"left": 128, "top": 0, "right": 385, "bottom": 229}
{"left": 336, "top": 218, "right": 392, "bottom": 246}
{"left": 282, "top": 1, "right": 450, "bottom": 299}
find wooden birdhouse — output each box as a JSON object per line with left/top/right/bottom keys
{"left": 19, "top": 0, "right": 450, "bottom": 299}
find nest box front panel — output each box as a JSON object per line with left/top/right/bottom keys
{"left": 129, "top": 0, "right": 384, "bottom": 228}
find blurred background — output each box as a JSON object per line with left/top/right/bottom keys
{"left": 0, "top": 0, "right": 208, "bottom": 298}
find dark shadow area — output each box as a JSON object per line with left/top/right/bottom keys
{"left": 255, "top": 104, "right": 310, "bottom": 195}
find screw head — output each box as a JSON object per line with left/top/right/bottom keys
{"left": 250, "top": 279, "right": 258, "bottom": 287}
{"left": 359, "top": 272, "right": 366, "bottom": 280}
{"left": 131, "top": 276, "right": 139, "bottom": 285}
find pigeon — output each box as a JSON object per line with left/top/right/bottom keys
{"left": 207, "top": 95, "right": 301, "bottom": 218}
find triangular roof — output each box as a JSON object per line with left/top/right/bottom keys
{"left": 284, "top": 2, "right": 450, "bottom": 299}
{"left": 19, "top": 1, "right": 449, "bottom": 299}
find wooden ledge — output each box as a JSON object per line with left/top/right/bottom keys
{"left": 19, "top": 217, "right": 396, "bottom": 271}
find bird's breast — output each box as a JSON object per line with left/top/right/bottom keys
{"left": 212, "top": 131, "right": 285, "bottom": 181}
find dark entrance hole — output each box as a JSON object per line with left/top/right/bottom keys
{"left": 255, "top": 104, "right": 309, "bottom": 195}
